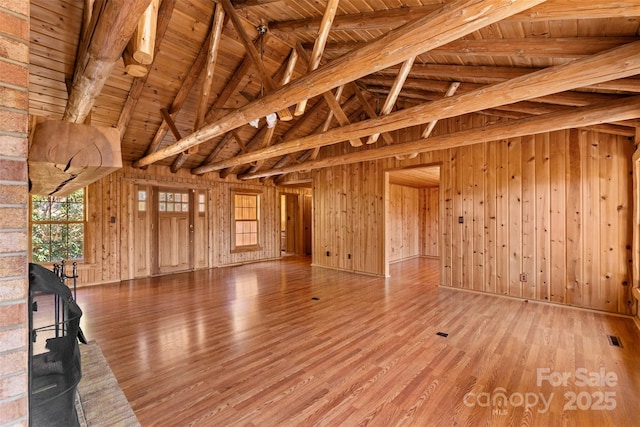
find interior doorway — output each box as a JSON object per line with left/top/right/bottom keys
{"left": 280, "top": 193, "right": 312, "bottom": 256}
{"left": 384, "top": 165, "right": 441, "bottom": 276}
{"left": 280, "top": 193, "right": 299, "bottom": 255}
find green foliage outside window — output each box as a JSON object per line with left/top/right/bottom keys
{"left": 31, "top": 189, "right": 85, "bottom": 262}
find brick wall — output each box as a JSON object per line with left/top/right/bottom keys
{"left": 0, "top": 0, "right": 30, "bottom": 425}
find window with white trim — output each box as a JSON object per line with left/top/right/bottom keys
{"left": 232, "top": 192, "right": 260, "bottom": 249}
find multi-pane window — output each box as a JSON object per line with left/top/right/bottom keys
{"left": 233, "top": 193, "right": 259, "bottom": 248}
{"left": 198, "top": 193, "right": 206, "bottom": 215}
{"left": 158, "top": 191, "right": 189, "bottom": 212}
{"left": 138, "top": 190, "right": 147, "bottom": 212}
{"left": 31, "top": 189, "right": 85, "bottom": 262}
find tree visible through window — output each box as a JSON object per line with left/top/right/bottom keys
{"left": 234, "top": 193, "right": 259, "bottom": 248}
{"left": 31, "top": 189, "right": 85, "bottom": 262}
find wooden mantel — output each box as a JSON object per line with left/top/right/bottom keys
{"left": 28, "top": 120, "right": 122, "bottom": 196}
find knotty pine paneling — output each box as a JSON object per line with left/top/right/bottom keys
{"left": 388, "top": 183, "right": 420, "bottom": 263}
{"left": 312, "top": 114, "right": 633, "bottom": 314}
{"left": 437, "top": 127, "right": 634, "bottom": 315}
{"left": 72, "top": 163, "right": 310, "bottom": 286}
{"left": 313, "top": 161, "right": 385, "bottom": 275}
{"left": 420, "top": 187, "right": 439, "bottom": 257}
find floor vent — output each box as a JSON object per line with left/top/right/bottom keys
{"left": 607, "top": 335, "right": 623, "bottom": 348}
{"left": 436, "top": 332, "right": 449, "bottom": 338}
{"left": 311, "top": 297, "right": 320, "bottom": 301}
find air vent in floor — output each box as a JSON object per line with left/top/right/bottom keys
{"left": 607, "top": 335, "right": 623, "bottom": 348}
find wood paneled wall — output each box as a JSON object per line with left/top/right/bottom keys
{"left": 71, "top": 164, "right": 310, "bottom": 286}
{"left": 313, "top": 162, "right": 385, "bottom": 275}
{"left": 312, "top": 115, "right": 634, "bottom": 314}
{"left": 388, "top": 184, "right": 420, "bottom": 262}
{"left": 440, "top": 129, "right": 634, "bottom": 314}
{"left": 421, "top": 187, "right": 439, "bottom": 257}
{"left": 60, "top": 113, "right": 634, "bottom": 315}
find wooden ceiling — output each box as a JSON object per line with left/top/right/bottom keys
{"left": 29, "top": 0, "right": 640, "bottom": 184}
{"left": 389, "top": 166, "right": 440, "bottom": 188}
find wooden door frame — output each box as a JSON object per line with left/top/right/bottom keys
{"left": 151, "top": 186, "right": 195, "bottom": 275}
{"left": 303, "top": 194, "right": 312, "bottom": 256}
{"left": 383, "top": 163, "right": 442, "bottom": 278}
{"left": 632, "top": 132, "right": 640, "bottom": 313}
{"left": 279, "top": 192, "right": 304, "bottom": 256}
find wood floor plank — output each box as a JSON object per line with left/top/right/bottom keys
{"left": 75, "top": 257, "right": 640, "bottom": 426}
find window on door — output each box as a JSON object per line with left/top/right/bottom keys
{"left": 158, "top": 190, "right": 189, "bottom": 212}
{"left": 232, "top": 191, "right": 260, "bottom": 251}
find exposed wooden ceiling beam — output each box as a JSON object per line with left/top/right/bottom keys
{"left": 194, "top": 54, "right": 277, "bottom": 169}
{"left": 219, "top": 125, "right": 269, "bottom": 178}
{"left": 280, "top": 48, "right": 298, "bottom": 87}
{"left": 270, "top": 5, "right": 438, "bottom": 32}
{"left": 190, "top": 40, "right": 640, "bottom": 174}
{"left": 231, "top": 0, "right": 282, "bottom": 6}
{"left": 219, "top": 0, "right": 292, "bottom": 121}
{"left": 310, "top": 87, "right": 346, "bottom": 159}
{"left": 239, "top": 96, "right": 640, "bottom": 180}
{"left": 270, "top": 1, "right": 640, "bottom": 32}
{"left": 116, "top": 0, "right": 176, "bottom": 136}
{"left": 375, "top": 64, "right": 640, "bottom": 93}
{"left": 201, "top": 133, "right": 235, "bottom": 166}
{"left": 64, "top": 0, "right": 152, "bottom": 123}
{"left": 171, "top": 4, "right": 226, "bottom": 173}
{"left": 138, "top": 31, "right": 213, "bottom": 164}
{"left": 265, "top": 99, "right": 331, "bottom": 168}
{"left": 349, "top": 82, "right": 395, "bottom": 146}
{"left": 421, "top": 82, "right": 460, "bottom": 139}
{"left": 160, "top": 108, "right": 182, "bottom": 140}
{"left": 294, "top": 0, "right": 339, "bottom": 116}
{"left": 195, "top": 4, "right": 226, "bottom": 132}
{"left": 203, "top": 57, "right": 254, "bottom": 125}
{"left": 353, "top": 87, "right": 633, "bottom": 137}
{"left": 367, "top": 56, "right": 414, "bottom": 145}
{"left": 363, "top": 77, "right": 625, "bottom": 109}
{"left": 133, "top": 0, "right": 547, "bottom": 168}
{"left": 309, "top": 37, "right": 640, "bottom": 61}
{"left": 294, "top": 43, "right": 363, "bottom": 147}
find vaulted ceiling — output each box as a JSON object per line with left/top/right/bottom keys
{"left": 29, "top": 0, "right": 640, "bottom": 185}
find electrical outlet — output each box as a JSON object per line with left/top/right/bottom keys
{"left": 326, "top": 251, "right": 330, "bottom": 257}
{"left": 520, "top": 273, "right": 527, "bottom": 282}
{"left": 458, "top": 216, "right": 464, "bottom": 224}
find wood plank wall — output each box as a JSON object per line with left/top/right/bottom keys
{"left": 421, "top": 187, "right": 439, "bottom": 257}
{"left": 71, "top": 163, "right": 310, "bottom": 286}
{"left": 313, "top": 162, "right": 385, "bottom": 275}
{"left": 61, "top": 112, "right": 634, "bottom": 315}
{"left": 388, "top": 184, "right": 420, "bottom": 263}
{"left": 312, "top": 114, "right": 634, "bottom": 315}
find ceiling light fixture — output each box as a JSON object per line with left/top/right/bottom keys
{"left": 249, "top": 25, "right": 277, "bottom": 129}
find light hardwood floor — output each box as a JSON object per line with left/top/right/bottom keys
{"left": 76, "top": 257, "right": 640, "bottom": 426}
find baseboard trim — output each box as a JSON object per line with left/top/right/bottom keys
{"left": 310, "top": 263, "right": 386, "bottom": 278}
{"left": 439, "top": 285, "right": 637, "bottom": 320}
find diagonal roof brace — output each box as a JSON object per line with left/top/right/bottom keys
{"left": 132, "top": 0, "right": 548, "bottom": 168}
